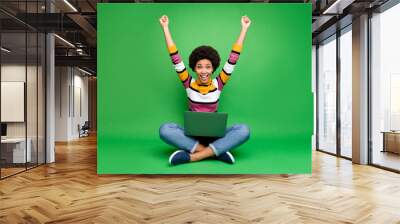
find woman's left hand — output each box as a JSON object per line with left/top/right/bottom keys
{"left": 241, "top": 16, "right": 251, "bottom": 29}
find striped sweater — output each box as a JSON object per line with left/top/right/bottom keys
{"left": 168, "top": 44, "right": 242, "bottom": 112}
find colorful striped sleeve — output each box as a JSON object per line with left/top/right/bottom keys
{"left": 216, "top": 43, "right": 242, "bottom": 90}
{"left": 168, "top": 45, "right": 191, "bottom": 89}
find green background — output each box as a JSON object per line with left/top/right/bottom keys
{"left": 98, "top": 3, "right": 313, "bottom": 174}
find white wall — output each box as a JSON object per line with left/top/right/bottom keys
{"left": 1, "top": 63, "right": 46, "bottom": 164}
{"left": 1, "top": 64, "right": 26, "bottom": 81}
{"left": 55, "top": 66, "right": 70, "bottom": 141}
{"left": 72, "top": 73, "right": 89, "bottom": 138}
{"left": 55, "top": 67, "right": 89, "bottom": 141}
{"left": 1, "top": 82, "right": 25, "bottom": 122}
{"left": 1, "top": 65, "right": 39, "bottom": 138}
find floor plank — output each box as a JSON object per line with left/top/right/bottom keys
{"left": 1, "top": 135, "right": 400, "bottom": 223}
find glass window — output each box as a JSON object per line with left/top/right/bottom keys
{"left": 339, "top": 27, "right": 352, "bottom": 158}
{"left": 312, "top": 45, "right": 317, "bottom": 150}
{"left": 318, "top": 35, "right": 337, "bottom": 154}
{"left": 38, "top": 32, "right": 45, "bottom": 165}
{"left": 27, "top": 30, "right": 38, "bottom": 169}
{"left": 1, "top": 30, "right": 28, "bottom": 178}
{"left": 371, "top": 3, "right": 400, "bottom": 171}
{"left": 0, "top": 1, "right": 46, "bottom": 179}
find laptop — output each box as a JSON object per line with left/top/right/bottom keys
{"left": 184, "top": 111, "right": 228, "bottom": 137}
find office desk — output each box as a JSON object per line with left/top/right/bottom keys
{"left": 1, "top": 138, "right": 32, "bottom": 163}
{"left": 382, "top": 131, "right": 400, "bottom": 154}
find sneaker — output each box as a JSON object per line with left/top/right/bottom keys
{"left": 169, "top": 150, "right": 191, "bottom": 166}
{"left": 216, "top": 152, "right": 235, "bottom": 164}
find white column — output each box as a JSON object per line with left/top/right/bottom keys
{"left": 45, "top": 0, "right": 55, "bottom": 163}
{"left": 46, "top": 33, "right": 55, "bottom": 163}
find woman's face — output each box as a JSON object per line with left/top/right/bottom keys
{"left": 195, "top": 59, "right": 213, "bottom": 84}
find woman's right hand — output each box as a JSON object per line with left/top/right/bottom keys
{"left": 159, "top": 15, "right": 169, "bottom": 28}
{"left": 241, "top": 16, "right": 251, "bottom": 30}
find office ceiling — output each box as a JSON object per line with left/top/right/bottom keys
{"left": 0, "top": 0, "right": 391, "bottom": 75}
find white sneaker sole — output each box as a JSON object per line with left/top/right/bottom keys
{"left": 169, "top": 150, "right": 184, "bottom": 165}
{"left": 226, "top": 152, "right": 235, "bottom": 164}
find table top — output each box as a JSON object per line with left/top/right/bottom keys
{"left": 1, "top": 138, "right": 30, "bottom": 143}
{"left": 381, "top": 131, "right": 400, "bottom": 134}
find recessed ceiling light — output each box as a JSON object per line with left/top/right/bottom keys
{"left": 54, "top": 34, "right": 75, "bottom": 48}
{"left": 78, "top": 67, "right": 93, "bottom": 76}
{"left": 63, "top": 0, "right": 78, "bottom": 12}
{"left": 1, "top": 47, "right": 11, "bottom": 53}
{"left": 322, "top": 0, "right": 354, "bottom": 15}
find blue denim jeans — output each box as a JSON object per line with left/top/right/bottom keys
{"left": 159, "top": 122, "right": 250, "bottom": 156}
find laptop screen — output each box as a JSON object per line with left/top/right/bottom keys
{"left": 184, "top": 111, "right": 227, "bottom": 137}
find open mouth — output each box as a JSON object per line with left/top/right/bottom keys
{"left": 199, "top": 74, "right": 209, "bottom": 82}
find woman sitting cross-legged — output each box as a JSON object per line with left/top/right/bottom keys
{"left": 159, "top": 15, "right": 251, "bottom": 166}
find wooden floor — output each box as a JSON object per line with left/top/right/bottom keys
{"left": 373, "top": 151, "right": 400, "bottom": 171}
{"left": 1, "top": 167, "right": 26, "bottom": 178}
{"left": 1, "top": 135, "right": 400, "bottom": 223}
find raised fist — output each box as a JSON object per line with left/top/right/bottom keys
{"left": 159, "top": 15, "right": 169, "bottom": 27}
{"left": 241, "top": 16, "right": 251, "bottom": 29}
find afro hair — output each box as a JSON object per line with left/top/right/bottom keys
{"left": 189, "top": 45, "right": 220, "bottom": 73}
